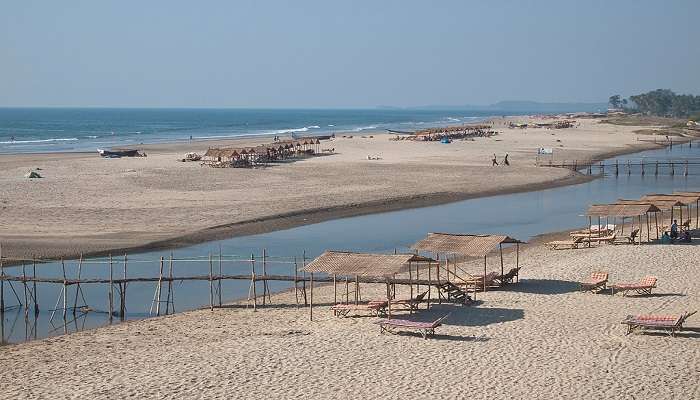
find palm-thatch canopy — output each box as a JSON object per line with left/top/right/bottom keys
{"left": 586, "top": 203, "right": 661, "bottom": 217}
{"left": 641, "top": 193, "right": 700, "bottom": 205}
{"left": 617, "top": 198, "right": 683, "bottom": 211}
{"left": 301, "top": 251, "right": 434, "bottom": 277}
{"left": 410, "top": 233, "right": 522, "bottom": 258}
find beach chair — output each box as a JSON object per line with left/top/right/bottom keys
{"left": 579, "top": 271, "right": 608, "bottom": 293}
{"left": 610, "top": 276, "right": 657, "bottom": 296}
{"left": 463, "top": 272, "right": 499, "bottom": 291}
{"left": 546, "top": 236, "right": 583, "bottom": 250}
{"left": 621, "top": 311, "right": 696, "bottom": 337}
{"left": 392, "top": 291, "right": 428, "bottom": 312}
{"left": 331, "top": 301, "right": 387, "bottom": 317}
{"left": 614, "top": 228, "right": 639, "bottom": 244}
{"left": 581, "top": 232, "right": 616, "bottom": 245}
{"left": 376, "top": 314, "right": 450, "bottom": 339}
{"left": 495, "top": 267, "right": 521, "bottom": 285}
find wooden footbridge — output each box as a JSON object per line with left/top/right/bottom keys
{"left": 537, "top": 158, "right": 700, "bottom": 176}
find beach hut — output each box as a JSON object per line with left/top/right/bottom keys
{"left": 411, "top": 233, "right": 523, "bottom": 293}
{"left": 587, "top": 203, "right": 662, "bottom": 242}
{"left": 302, "top": 251, "right": 435, "bottom": 318}
{"left": 641, "top": 193, "right": 699, "bottom": 229}
{"left": 673, "top": 191, "right": 700, "bottom": 229}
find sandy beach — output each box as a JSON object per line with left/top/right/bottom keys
{"left": 0, "top": 117, "right": 669, "bottom": 260}
{"left": 0, "top": 242, "right": 697, "bottom": 399}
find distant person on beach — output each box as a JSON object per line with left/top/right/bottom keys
{"left": 189, "top": 135, "right": 192, "bottom": 142}
{"left": 10, "top": 135, "right": 15, "bottom": 142}
{"left": 670, "top": 220, "right": 679, "bottom": 239}
{"left": 504, "top": 153, "right": 510, "bottom": 166}
{"left": 492, "top": 154, "right": 499, "bottom": 166}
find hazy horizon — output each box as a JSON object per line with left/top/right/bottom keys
{"left": 2, "top": 0, "right": 698, "bottom": 108}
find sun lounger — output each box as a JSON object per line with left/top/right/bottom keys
{"left": 621, "top": 311, "right": 696, "bottom": 336}
{"left": 494, "top": 267, "right": 521, "bottom": 285}
{"left": 579, "top": 271, "right": 608, "bottom": 293}
{"left": 376, "top": 314, "right": 450, "bottom": 339}
{"left": 392, "top": 291, "right": 427, "bottom": 312}
{"left": 546, "top": 236, "right": 583, "bottom": 250}
{"left": 614, "top": 228, "right": 640, "bottom": 244}
{"left": 463, "top": 272, "right": 499, "bottom": 291}
{"left": 610, "top": 276, "right": 657, "bottom": 296}
{"left": 331, "top": 301, "right": 387, "bottom": 317}
{"left": 581, "top": 232, "right": 616, "bottom": 244}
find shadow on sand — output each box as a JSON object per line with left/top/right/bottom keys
{"left": 506, "top": 278, "right": 580, "bottom": 295}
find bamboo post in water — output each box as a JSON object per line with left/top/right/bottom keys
{"left": 61, "top": 259, "right": 67, "bottom": 321}
{"left": 156, "top": 256, "right": 164, "bottom": 316}
{"left": 21, "top": 262, "right": 28, "bottom": 317}
{"left": 208, "top": 253, "right": 214, "bottom": 311}
{"left": 109, "top": 254, "right": 114, "bottom": 322}
{"left": 218, "top": 247, "right": 223, "bottom": 308}
{"left": 72, "top": 255, "right": 83, "bottom": 316}
{"left": 293, "top": 256, "right": 299, "bottom": 307}
{"left": 32, "top": 257, "right": 38, "bottom": 315}
{"left": 0, "top": 243, "right": 4, "bottom": 315}
{"left": 167, "top": 254, "right": 174, "bottom": 314}
{"left": 121, "top": 254, "right": 128, "bottom": 320}
{"left": 262, "top": 248, "right": 268, "bottom": 305}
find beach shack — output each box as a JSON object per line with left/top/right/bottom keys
{"left": 411, "top": 233, "right": 523, "bottom": 294}
{"left": 586, "top": 203, "right": 662, "bottom": 243}
{"left": 302, "top": 251, "right": 435, "bottom": 319}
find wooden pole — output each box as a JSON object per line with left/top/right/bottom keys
{"left": 655, "top": 212, "right": 659, "bottom": 239}
{"left": 516, "top": 243, "right": 520, "bottom": 283}
{"left": 333, "top": 273, "right": 337, "bottom": 304}
{"left": 355, "top": 275, "right": 359, "bottom": 305}
{"left": 208, "top": 253, "right": 214, "bottom": 311}
{"left": 32, "top": 257, "right": 38, "bottom": 315}
{"left": 293, "top": 256, "right": 299, "bottom": 307}
{"left": 156, "top": 256, "right": 164, "bottom": 316}
{"left": 499, "top": 243, "right": 504, "bottom": 283}
{"left": 345, "top": 276, "right": 349, "bottom": 304}
{"left": 61, "top": 259, "right": 67, "bottom": 321}
{"left": 121, "top": 254, "right": 127, "bottom": 320}
{"left": 218, "top": 247, "right": 223, "bottom": 308}
{"left": 21, "top": 262, "right": 28, "bottom": 317}
{"left": 262, "top": 248, "right": 268, "bottom": 306}
{"left": 251, "top": 253, "right": 257, "bottom": 310}
{"left": 166, "top": 253, "right": 174, "bottom": 314}
{"left": 72, "top": 255, "right": 83, "bottom": 316}
{"left": 109, "top": 254, "right": 113, "bottom": 322}
{"left": 309, "top": 272, "right": 314, "bottom": 321}
{"left": 427, "top": 262, "right": 431, "bottom": 310}
{"left": 483, "top": 256, "right": 487, "bottom": 292}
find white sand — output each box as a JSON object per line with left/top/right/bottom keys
{"left": 0, "top": 243, "right": 697, "bottom": 399}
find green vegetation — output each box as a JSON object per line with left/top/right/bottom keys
{"left": 609, "top": 89, "right": 700, "bottom": 118}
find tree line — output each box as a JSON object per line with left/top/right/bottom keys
{"left": 609, "top": 89, "right": 700, "bottom": 118}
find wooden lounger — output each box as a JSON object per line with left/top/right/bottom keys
{"left": 459, "top": 272, "right": 499, "bottom": 292}
{"left": 579, "top": 271, "right": 608, "bottom": 293}
{"left": 614, "top": 228, "right": 640, "bottom": 244}
{"left": 376, "top": 314, "right": 450, "bottom": 339}
{"left": 392, "top": 291, "right": 427, "bottom": 312}
{"left": 581, "top": 233, "right": 616, "bottom": 244}
{"left": 331, "top": 301, "right": 387, "bottom": 317}
{"left": 610, "top": 276, "right": 657, "bottom": 296}
{"left": 621, "top": 311, "right": 696, "bottom": 337}
{"left": 546, "top": 237, "right": 583, "bottom": 250}
{"left": 495, "top": 267, "right": 521, "bottom": 285}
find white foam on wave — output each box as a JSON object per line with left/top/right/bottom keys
{"left": 0, "top": 137, "right": 79, "bottom": 144}
{"left": 351, "top": 125, "right": 378, "bottom": 132}
{"left": 446, "top": 117, "right": 461, "bottom": 122}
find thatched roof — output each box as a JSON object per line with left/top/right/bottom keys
{"left": 618, "top": 198, "right": 683, "bottom": 210}
{"left": 301, "top": 251, "right": 433, "bottom": 277}
{"left": 411, "top": 233, "right": 522, "bottom": 258}
{"left": 586, "top": 203, "right": 661, "bottom": 217}
{"left": 641, "top": 193, "right": 699, "bottom": 205}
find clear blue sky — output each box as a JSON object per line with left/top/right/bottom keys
{"left": 1, "top": 0, "right": 698, "bottom": 108}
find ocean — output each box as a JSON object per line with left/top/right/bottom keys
{"left": 0, "top": 108, "right": 523, "bottom": 154}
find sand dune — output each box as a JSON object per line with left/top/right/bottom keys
{"left": 0, "top": 243, "right": 697, "bottom": 399}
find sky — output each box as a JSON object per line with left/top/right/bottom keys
{"left": 1, "top": 0, "right": 699, "bottom": 108}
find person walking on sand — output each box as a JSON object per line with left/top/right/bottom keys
{"left": 492, "top": 154, "right": 499, "bottom": 166}
{"left": 504, "top": 153, "right": 510, "bottom": 166}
